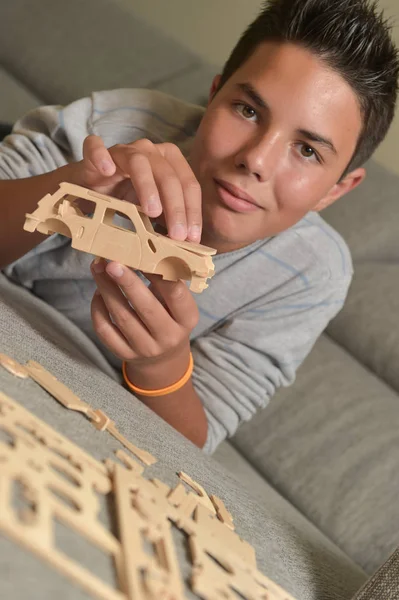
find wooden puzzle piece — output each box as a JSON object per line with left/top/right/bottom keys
{"left": 210, "top": 493, "right": 235, "bottom": 530}
{"left": 190, "top": 533, "right": 293, "bottom": 600}
{"left": 177, "top": 471, "right": 216, "bottom": 515}
{"left": 0, "top": 391, "right": 107, "bottom": 476}
{"left": 24, "top": 182, "right": 216, "bottom": 293}
{"left": 91, "top": 409, "right": 113, "bottom": 431}
{"left": 0, "top": 392, "right": 121, "bottom": 600}
{"left": 114, "top": 450, "right": 144, "bottom": 476}
{"left": 150, "top": 478, "right": 172, "bottom": 497}
{"left": 106, "top": 422, "right": 157, "bottom": 466}
{"left": 24, "top": 359, "right": 157, "bottom": 466}
{"left": 0, "top": 392, "right": 296, "bottom": 600}
{"left": 25, "top": 360, "right": 96, "bottom": 418}
{"left": 0, "top": 353, "right": 29, "bottom": 378}
{"left": 113, "top": 464, "right": 186, "bottom": 600}
{"left": 194, "top": 503, "right": 256, "bottom": 568}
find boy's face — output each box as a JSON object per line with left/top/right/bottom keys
{"left": 189, "top": 42, "right": 365, "bottom": 253}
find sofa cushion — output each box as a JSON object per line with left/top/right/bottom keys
{"left": 0, "top": 67, "right": 42, "bottom": 122}
{"left": 327, "top": 263, "right": 399, "bottom": 394}
{"left": 0, "top": 0, "right": 200, "bottom": 106}
{"left": 232, "top": 334, "right": 399, "bottom": 575}
{"left": 322, "top": 160, "right": 399, "bottom": 263}
{"left": 352, "top": 547, "right": 399, "bottom": 600}
{"left": 152, "top": 63, "right": 217, "bottom": 105}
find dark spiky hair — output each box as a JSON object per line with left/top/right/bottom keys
{"left": 218, "top": 0, "right": 399, "bottom": 173}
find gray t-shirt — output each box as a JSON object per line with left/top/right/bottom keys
{"left": 0, "top": 88, "right": 353, "bottom": 453}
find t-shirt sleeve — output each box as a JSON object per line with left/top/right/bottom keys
{"left": 192, "top": 273, "right": 352, "bottom": 454}
{"left": 0, "top": 96, "right": 93, "bottom": 180}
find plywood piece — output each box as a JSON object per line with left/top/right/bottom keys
{"left": 190, "top": 533, "right": 295, "bottom": 600}
{"left": 209, "top": 494, "right": 235, "bottom": 530}
{"left": 113, "top": 463, "right": 186, "bottom": 600}
{"left": 167, "top": 483, "right": 187, "bottom": 507}
{"left": 0, "top": 392, "right": 124, "bottom": 600}
{"left": 0, "top": 392, "right": 296, "bottom": 600}
{"left": 24, "top": 181, "right": 216, "bottom": 293}
{"left": 91, "top": 409, "right": 113, "bottom": 431}
{"left": 195, "top": 503, "right": 256, "bottom": 568}
{"left": 177, "top": 471, "right": 216, "bottom": 514}
{"left": 107, "top": 423, "right": 157, "bottom": 466}
{"left": 112, "top": 465, "right": 294, "bottom": 600}
{"left": 0, "top": 353, "right": 29, "bottom": 378}
{"left": 150, "top": 478, "right": 171, "bottom": 497}
{"left": 114, "top": 450, "right": 144, "bottom": 476}
{"left": 25, "top": 360, "right": 93, "bottom": 415}
{"left": 24, "top": 359, "right": 156, "bottom": 467}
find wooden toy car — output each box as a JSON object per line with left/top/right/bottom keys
{"left": 24, "top": 182, "right": 216, "bottom": 293}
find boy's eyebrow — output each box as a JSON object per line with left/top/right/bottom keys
{"left": 236, "top": 82, "right": 338, "bottom": 156}
{"left": 297, "top": 129, "right": 338, "bottom": 155}
{"left": 236, "top": 82, "right": 267, "bottom": 109}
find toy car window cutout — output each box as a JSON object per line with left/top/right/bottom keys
{"left": 59, "top": 195, "right": 96, "bottom": 219}
{"left": 103, "top": 208, "right": 137, "bottom": 232}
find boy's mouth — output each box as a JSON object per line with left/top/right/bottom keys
{"left": 214, "top": 179, "right": 262, "bottom": 213}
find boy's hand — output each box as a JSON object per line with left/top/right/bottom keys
{"left": 73, "top": 135, "right": 202, "bottom": 243}
{"left": 90, "top": 258, "right": 199, "bottom": 386}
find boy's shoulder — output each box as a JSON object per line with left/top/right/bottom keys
{"left": 245, "top": 211, "right": 352, "bottom": 293}
{"left": 287, "top": 211, "right": 353, "bottom": 282}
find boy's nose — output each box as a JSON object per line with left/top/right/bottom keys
{"left": 234, "top": 132, "right": 281, "bottom": 182}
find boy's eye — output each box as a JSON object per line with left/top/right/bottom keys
{"left": 300, "top": 145, "right": 315, "bottom": 158}
{"left": 242, "top": 105, "right": 256, "bottom": 119}
{"left": 235, "top": 103, "right": 257, "bottom": 121}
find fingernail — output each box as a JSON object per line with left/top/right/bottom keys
{"left": 100, "top": 160, "right": 114, "bottom": 175}
{"left": 189, "top": 225, "right": 201, "bottom": 241}
{"left": 171, "top": 223, "right": 186, "bottom": 240}
{"left": 107, "top": 263, "right": 124, "bottom": 278}
{"left": 92, "top": 258, "right": 104, "bottom": 273}
{"left": 147, "top": 197, "right": 161, "bottom": 214}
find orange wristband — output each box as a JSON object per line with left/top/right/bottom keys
{"left": 122, "top": 353, "right": 194, "bottom": 397}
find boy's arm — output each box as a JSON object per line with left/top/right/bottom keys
{"left": 124, "top": 350, "right": 208, "bottom": 449}
{"left": 90, "top": 257, "right": 208, "bottom": 449}
{"left": 192, "top": 273, "right": 353, "bottom": 454}
{"left": 0, "top": 98, "right": 93, "bottom": 270}
{"left": 0, "top": 165, "right": 77, "bottom": 270}
{"left": 0, "top": 93, "right": 202, "bottom": 271}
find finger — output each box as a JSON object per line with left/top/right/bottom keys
{"left": 111, "top": 141, "right": 188, "bottom": 239}
{"left": 104, "top": 262, "right": 182, "bottom": 343}
{"left": 91, "top": 260, "right": 162, "bottom": 350}
{"left": 146, "top": 275, "right": 167, "bottom": 306}
{"left": 146, "top": 275, "right": 199, "bottom": 331}
{"left": 158, "top": 143, "right": 202, "bottom": 242}
{"left": 91, "top": 290, "right": 136, "bottom": 360}
{"left": 83, "top": 135, "right": 116, "bottom": 177}
{"left": 109, "top": 145, "right": 162, "bottom": 218}
{"left": 150, "top": 152, "right": 187, "bottom": 241}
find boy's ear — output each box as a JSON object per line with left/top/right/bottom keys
{"left": 208, "top": 74, "right": 222, "bottom": 105}
{"left": 314, "top": 167, "right": 366, "bottom": 212}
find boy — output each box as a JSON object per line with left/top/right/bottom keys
{"left": 0, "top": 0, "right": 397, "bottom": 453}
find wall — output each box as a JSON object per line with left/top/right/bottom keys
{"left": 132, "top": 0, "right": 399, "bottom": 175}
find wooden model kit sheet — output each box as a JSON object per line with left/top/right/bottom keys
{"left": 0, "top": 384, "right": 295, "bottom": 600}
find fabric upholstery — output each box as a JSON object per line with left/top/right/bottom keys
{"left": 232, "top": 334, "right": 399, "bottom": 574}
{"left": 0, "top": 0, "right": 200, "bottom": 106}
{"left": 0, "top": 67, "right": 42, "bottom": 121}
{"left": 322, "top": 160, "right": 399, "bottom": 264}
{"left": 327, "top": 263, "right": 399, "bottom": 394}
